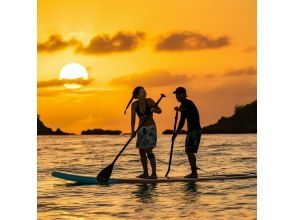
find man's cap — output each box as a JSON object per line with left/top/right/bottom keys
{"left": 173, "top": 87, "right": 187, "bottom": 95}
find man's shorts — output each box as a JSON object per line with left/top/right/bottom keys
{"left": 185, "top": 130, "right": 201, "bottom": 153}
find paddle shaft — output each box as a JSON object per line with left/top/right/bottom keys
{"left": 165, "top": 109, "right": 179, "bottom": 177}
{"left": 112, "top": 94, "right": 165, "bottom": 165}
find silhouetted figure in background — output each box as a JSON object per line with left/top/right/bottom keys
{"left": 124, "top": 86, "right": 162, "bottom": 179}
{"left": 172, "top": 87, "right": 201, "bottom": 178}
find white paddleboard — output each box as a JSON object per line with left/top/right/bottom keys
{"left": 51, "top": 170, "right": 257, "bottom": 184}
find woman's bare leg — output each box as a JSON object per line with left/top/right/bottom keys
{"left": 137, "top": 148, "right": 148, "bottom": 178}
{"left": 146, "top": 148, "right": 157, "bottom": 178}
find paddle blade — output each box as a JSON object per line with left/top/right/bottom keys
{"left": 165, "top": 171, "right": 170, "bottom": 178}
{"left": 97, "top": 163, "right": 114, "bottom": 184}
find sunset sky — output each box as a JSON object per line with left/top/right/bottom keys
{"left": 37, "top": 0, "right": 256, "bottom": 134}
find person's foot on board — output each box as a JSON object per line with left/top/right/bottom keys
{"left": 136, "top": 173, "right": 149, "bottom": 178}
{"left": 146, "top": 173, "right": 158, "bottom": 179}
{"left": 184, "top": 172, "right": 198, "bottom": 178}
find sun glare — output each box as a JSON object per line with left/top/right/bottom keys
{"left": 59, "top": 63, "right": 89, "bottom": 89}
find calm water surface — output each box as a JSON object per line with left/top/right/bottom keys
{"left": 38, "top": 134, "right": 256, "bottom": 220}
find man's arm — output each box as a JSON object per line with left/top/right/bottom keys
{"left": 175, "top": 111, "right": 185, "bottom": 134}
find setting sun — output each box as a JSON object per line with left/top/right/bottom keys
{"left": 59, "top": 63, "right": 88, "bottom": 89}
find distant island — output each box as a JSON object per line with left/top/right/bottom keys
{"left": 37, "top": 115, "right": 121, "bottom": 135}
{"left": 81, "top": 129, "right": 122, "bottom": 135}
{"left": 162, "top": 100, "right": 257, "bottom": 134}
{"left": 162, "top": 129, "right": 187, "bottom": 135}
{"left": 37, "top": 115, "right": 74, "bottom": 135}
{"left": 202, "top": 100, "right": 257, "bottom": 134}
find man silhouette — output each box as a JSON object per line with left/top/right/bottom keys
{"left": 172, "top": 87, "right": 201, "bottom": 178}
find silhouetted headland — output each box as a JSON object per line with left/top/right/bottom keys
{"left": 202, "top": 100, "right": 257, "bottom": 134}
{"left": 81, "top": 129, "right": 122, "bottom": 135}
{"left": 37, "top": 115, "right": 74, "bottom": 135}
{"left": 162, "top": 100, "right": 256, "bottom": 134}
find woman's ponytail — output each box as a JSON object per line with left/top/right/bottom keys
{"left": 124, "top": 96, "right": 134, "bottom": 114}
{"left": 124, "top": 86, "right": 143, "bottom": 114}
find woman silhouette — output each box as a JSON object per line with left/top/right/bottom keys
{"left": 124, "top": 86, "right": 162, "bottom": 179}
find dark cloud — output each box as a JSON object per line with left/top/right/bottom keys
{"left": 76, "top": 32, "right": 145, "bottom": 54}
{"left": 224, "top": 67, "right": 256, "bottom": 77}
{"left": 188, "top": 79, "right": 256, "bottom": 105}
{"left": 205, "top": 74, "right": 215, "bottom": 79}
{"left": 38, "top": 86, "right": 116, "bottom": 97}
{"left": 37, "top": 88, "right": 83, "bottom": 97}
{"left": 38, "top": 32, "right": 144, "bottom": 54}
{"left": 156, "top": 31, "right": 230, "bottom": 51}
{"left": 37, "top": 89, "right": 63, "bottom": 97}
{"left": 243, "top": 45, "right": 256, "bottom": 52}
{"left": 37, "top": 34, "right": 81, "bottom": 52}
{"left": 37, "top": 78, "right": 93, "bottom": 88}
{"left": 38, "top": 31, "right": 230, "bottom": 54}
{"left": 206, "top": 81, "right": 256, "bottom": 98}
{"left": 109, "top": 70, "right": 192, "bottom": 88}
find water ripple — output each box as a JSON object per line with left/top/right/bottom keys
{"left": 38, "top": 134, "right": 256, "bottom": 220}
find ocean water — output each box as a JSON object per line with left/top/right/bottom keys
{"left": 38, "top": 134, "right": 256, "bottom": 220}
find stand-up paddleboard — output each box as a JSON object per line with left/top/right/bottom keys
{"left": 51, "top": 170, "right": 257, "bottom": 184}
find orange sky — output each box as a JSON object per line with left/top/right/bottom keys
{"left": 37, "top": 0, "right": 256, "bottom": 134}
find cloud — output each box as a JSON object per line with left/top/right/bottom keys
{"left": 224, "top": 67, "right": 256, "bottom": 77}
{"left": 155, "top": 31, "right": 230, "bottom": 51}
{"left": 37, "top": 34, "right": 81, "bottom": 52}
{"left": 187, "top": 79, "right": 256, "bottom": 104}
{"left": 205, "top": 74, "right": 215, "bottom": 79}
{"left": 76, "top": 31, "right": 145, "bottom": 54}
{"left": 207, "top": 80, "right": 256, "bottom": 98}
{"left": 38, "top": 86, "right": 117, "bottom": 97}
{"left": 37, "top": 89, "right": 63, "bottom": 97}
{"left": 38, "top": 31, "right": 144, "bottom": 54}
{"left": 38, "top": 31, "right": 230, "bottom": 54}
{"left": 243, "top": 45, "right": 256, "bottom": 52}
{"left": 109, "top": 70, "right": 192, "bottom": 87}
{"left": 37, "top": 78, "right": 93, "bottom": 88}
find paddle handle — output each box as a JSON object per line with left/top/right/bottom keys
{"left": 165, "top": 109, "right": 179, "bottom": 177}
{"left": 112, "top": 94, "right": 166, "bottom": 164}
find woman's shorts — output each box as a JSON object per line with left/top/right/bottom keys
{"left": 185, "top": 130, "right": 201, "bottom": 153}
{"left": 136, "top": 125, "right": 157, "bottom": 149}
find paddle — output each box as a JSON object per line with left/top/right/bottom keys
{"left": 97, "top": 94, "right": 166, "bottom": 183}
{"left": 165, "top": 108, "right": 179, "bottom": 177}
